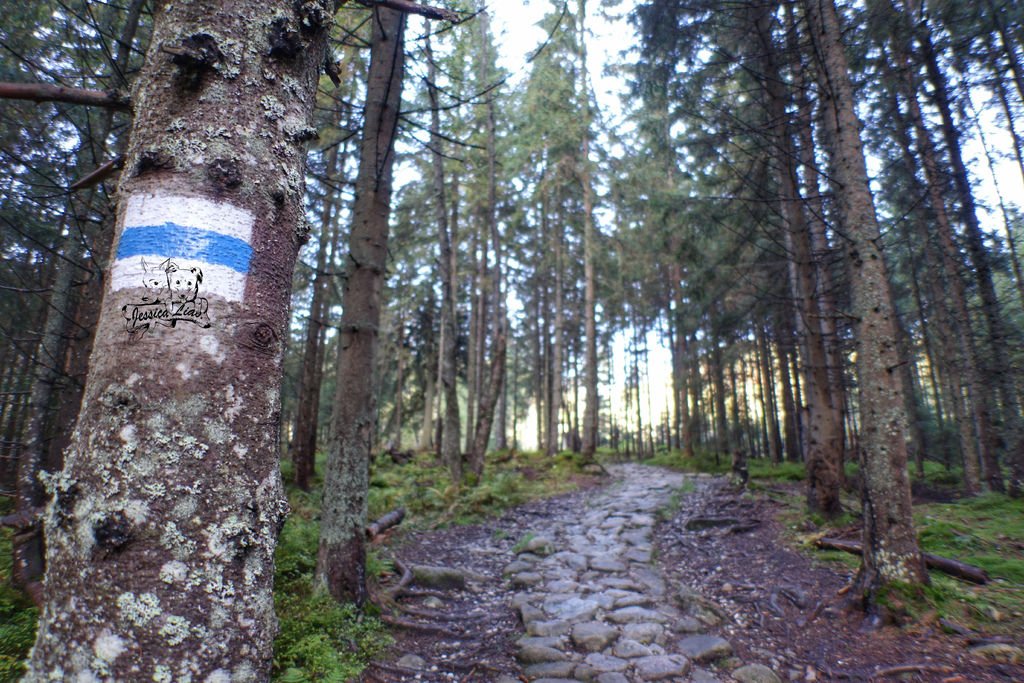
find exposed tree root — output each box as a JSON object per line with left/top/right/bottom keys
{"left": 871, "top": 663, "right": 955, "bottom": 679}
{"left": 379, "top": 614, "right": 461, "bottom": 636}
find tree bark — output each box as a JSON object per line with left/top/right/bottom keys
{"left": 291, "top": 147, "right": 341, "bottom": 491}
{"left": 752, "top": 3, "right": 842, "bottom": 513}
{"left": 425, "top": 34, "right": 461, "bottom": 483}
{"left": 316, "top": 6, "right": 405, "bottom": 606}
{"left": 908, "top": 0, "right": 1021, "bottom": 494}
{"left": 888, "top": 50, "right": 991, "bottom": 493}
{"left": 804, "top": 0, "right": 927, "bottom": 605}
{"left": 26, "top": 0, "right": 331, "bottom": 676}
{"left": 546, "top": 209, "right": 564, "bottom": 457}
{"left": 467, "top": 12, "right": 507, "bottom": 475}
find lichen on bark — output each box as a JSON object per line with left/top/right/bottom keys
{"left": 25, "top": 0, "right": 333, "bottom": 679}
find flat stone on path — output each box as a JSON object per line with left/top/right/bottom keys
{"left": 523, "top": 661, "right": 577, "bottom": 678}
{"left": 612, "top": 638, "right": 653, "bottom": 658}
{"left": 732, "top": 663, "right": 783, "bottom": 683}
{"left": 623, "top": 622, "right": 665, "bottom": 644}
{"left": 571, "top": 622, "right": 619, "bottom": 652}
{"left": 527, "top": 618, "right": 572, "bottom": 637}
{"left": 677, "top": 634, "right": 734, "bottom": 662}
{"left": 634, "top": 654, "right": 692, "bottom": 680}
{"left": 584, "top": 652, "right": 630, "bottom": 673}
{"left": 518, "top": 642, "right": 570, "bottom": 664}
{"left": 590, "top": 555, "right": 628, "bottom": 572}
{"left": 545, "top": 595, "right": 599, "bottom": 621}
{"left": 607, "top": 606, "right": 668, "bottom": 624}
{"left": 595, "top": 674, "right": 630, "bottom": 683}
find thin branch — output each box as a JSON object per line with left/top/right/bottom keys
{"left": 354, "top": 0, "right": 462, "bottom": 23}
{"left": 0, "top": 82, "right": 131, "bottom": 110}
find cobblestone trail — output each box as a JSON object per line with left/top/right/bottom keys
{"left": 501, "top": 464, "right": 780, "bottom": 683}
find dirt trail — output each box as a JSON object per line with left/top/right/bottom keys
{"left": 363, "top": 464, "right": 1023, "bottom": 683}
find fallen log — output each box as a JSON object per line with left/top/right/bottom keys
{"left": 817, "top": 537, "right": 989, "bottom": 585}
{"left": 366, "top": 507, "right": 406, "bottom": 538}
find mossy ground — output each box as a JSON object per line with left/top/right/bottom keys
{"left": 272, "top": 447, "right": 591, "bottom": 680}
{"left": 0, "top": 448, "right": 583, "bottom": 682}
{"left": 0, "top": 501, "right": 37, "bottom": 683}
{"left": 637, "top": 448, "right": 1024, "bottom": 635}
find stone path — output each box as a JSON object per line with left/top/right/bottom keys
{"left": 500, "top": 464, "right": 781, "bottom": 683}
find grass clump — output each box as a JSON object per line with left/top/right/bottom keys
{"left": 643, "top": 447, "right": 807, "bottom": 484}
{"left": 273, "top": 462, "right": 390, "bottom": 682}
{"left": 367, "top": 449, "right": 588, "bottom": 528}
{"left": 0, "top": 582, "right": 36, "bottom": 683}
{"left": 0, "top": 501, "right": 37, "bottom": 683}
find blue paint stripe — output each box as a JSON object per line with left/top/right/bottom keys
{"left": 116, "top": 223, "right": 252, "bottom": 273}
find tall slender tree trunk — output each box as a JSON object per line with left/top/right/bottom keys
{"left": 753, "top": 4, "right": 842, "bottom": 513}
{"left": 425, "top": 34, "right": 461, "bottom": 483}
{"left": 908, "top": 0, "right": 1022, "bottom": 493}
{"left": 317, "top": 6, "right": 405, "bottom": 606}
{"left": 468, "top": 12, "right": 507, "bottom": 476}
{"left": 577, "top": 0, "right": 600, "bottom": 461}
{"left": 889, "top": 55, "right": 992, "bottom": 493}
{"left": 292, "top": 147, "right": 341, "bottom": 491}
{"left": 758, "top": 323, "right": 783, "bottom": 464}
{"left": 27, "top": 0, "right": 332, "bottom": 675}
{"left": 546, "top": 211, "right": 564, "bottom": 456}
{"left": 805, "top": 0, "right": 927, "bottom": 606}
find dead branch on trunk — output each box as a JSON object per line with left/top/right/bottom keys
{"left": 353, "top": 0, "right": 461, "bottom": 22}
{"left": 70, "top": 155, "right": 124, "bottom": 191}
{"left": 0, "top": 82, "right": 130, "bottom": 110}
{"left": 817, "top": 537, "right": 989, "bottom": 584}
{"left": 0, "top": 509, "right": 40, "bottom": 530}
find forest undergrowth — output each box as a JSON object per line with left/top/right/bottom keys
{"left": 1, "top": 448, "right": 591, "bottom": 682}
{"left": 3, "top": 448, "right": 1022, "bottom": 681}
{"left": 644, "top": 448, "right": 1024, "bottom": 640}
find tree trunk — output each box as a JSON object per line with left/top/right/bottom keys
{"left": 546, "top": 211, "right": 564, "bottom": 457}
{"left": 425, "top": 34, "right": 461, "bottom": 483}
{"left": 467, "top": 13, "right": 507, "bottom": 476}
{"left": 316, "top": 6, "right": 405, "bottom": 606}
{"left": 758, "top": 323, "right": 783, "bottom": 465}
{"left": 888, "top": 52, "right": 991, "bottom": 493}
{"left": 292, "top": 147, "right": 341, "bottom": 491}
{"left": 752, "top": 3, "right": 842, "bottom": 513}
{"left": 578, "top": 0, "right": 599, "bottom": 462}
{"left": 26, "top": 0, "right": 331, "bottom": 676}
{"left": 804, "top": 0, "right": 927, "bottom": 607}
{"left": 908, "top": 0, "right": 1021, "bottom": 493}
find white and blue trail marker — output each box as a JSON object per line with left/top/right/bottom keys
{"left": 111, "top": 193, "right": 255, "bottom": 302}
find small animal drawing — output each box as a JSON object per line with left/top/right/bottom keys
{"left": 139, "top": 257, "right": 203, "bottom": 304}
{"left": 166, "top": 261, "right": 202, "bottom": 304}
{"left": 140, "top": 258, "right": 167, "bottom": 302}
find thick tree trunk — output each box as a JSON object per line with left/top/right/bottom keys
{"left": 26, "top": 0, "right": 331, "bottom": 676}
{"left": 316, "top": 6, "right": 405, "bottom": 606}
{"left": 804, "top": 0, "right": 927, "bottom": 605}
